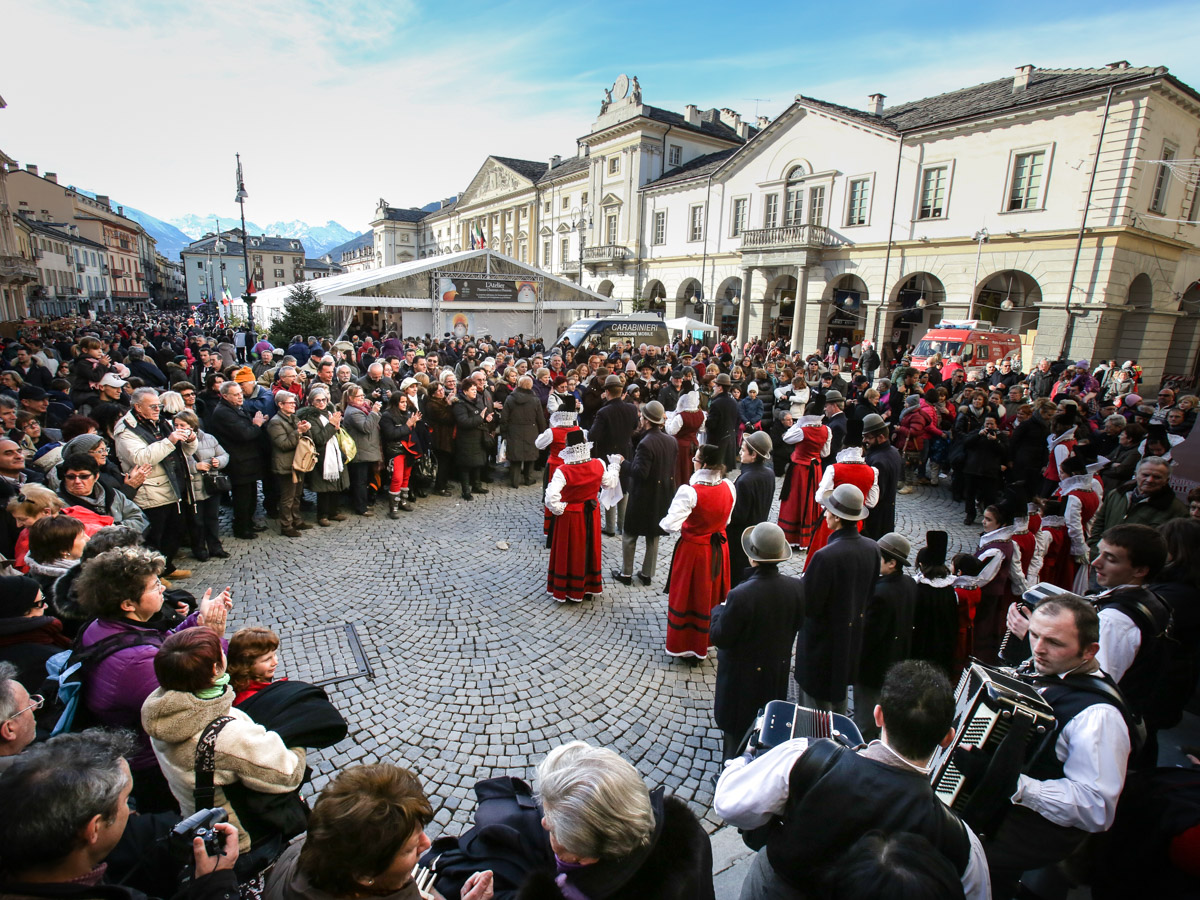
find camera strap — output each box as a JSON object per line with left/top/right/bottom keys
{"left": 194, "top": 716, "right": 235, "bottom": 811}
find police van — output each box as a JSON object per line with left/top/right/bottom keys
{"left": 556, "top": 314, "right": 669, "bottom": 350}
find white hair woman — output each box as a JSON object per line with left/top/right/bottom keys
{"left": 515, "top": 740, "right": 714, "bottom": 898}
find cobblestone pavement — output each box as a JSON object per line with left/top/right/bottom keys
{"left": 196, "top": 473, "right": 981, "bottom": 846}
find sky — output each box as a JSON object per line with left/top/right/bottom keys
{"left": 3, "top": 0, "right": 1199, "bottom": 234}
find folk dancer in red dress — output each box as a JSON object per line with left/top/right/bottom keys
{"left": 802, "top": 446, "right": 879, "bottom": 571}
{"left": 544, "top": 431, "right": 619, "bottom": 603}
{"left": 1040, "top": 419, "right": 1077, "bottom": 498}
{"left": 666, "top": 389, "right": 706, "bottom": 492}
{"left": 660, "top": 443, "right": 737, "bottom": 661}
{"left": 777, "top": 404, "right": 830, "bottom": 549}
{"left": 535, "top": 394, "right": 583, "bottom": 542}
{"left": 1040, "top": 456, "right": 1102, "bottom": 592}
{"left": 971, "top": 499, "right": 1025, "bottom": 663}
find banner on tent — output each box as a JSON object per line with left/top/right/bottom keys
{"left": 434, "top": 275, "right": 538, "bottom": 304}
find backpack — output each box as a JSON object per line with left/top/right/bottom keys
{"left": 47, "top": 626, "right": 162, "bottom": 735}
{"left": 292, "top": 434, "right": 319, "bottom": 481}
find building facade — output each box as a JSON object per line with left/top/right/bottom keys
{"left": 367, "top": 67, "right": 1200, "bottom": 387}
{"left": 180, "top": 230, "right": 305, "bottom": 315}
{"left": 0, "top": 95, "right": 37, "bottom": 320}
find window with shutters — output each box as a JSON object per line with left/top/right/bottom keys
{"left": 668, "top": 145, "right": 682, "bottom": 166}
{"left": 918, "top": 166, "right": 948, "bottom": 219}
{"left": 763, "top": 194, "right": 779, "bottom": 228}
{"left": 653, "top": 211, "right": 666, "bottom": 245}
{"left": 784, "top": 168, "right": 804, "bottom": 226}
{"left": 543, "top": 240, "right": 551, "bottom": 265}
{"left": 606, "top": 214, "right": 618, "bottom": 244}
{"left": 731, "top": 198, "right": 748, "bottom": 237}
{"left": 688, "top": 205, "right": 705, "bottom": 242}
{"left": 808, "top": 186, "right": 826, "bottom": 226}
{"left": 1150, "top": 144, "right": 1176, "bottom": 214}
{"left": 1007, "top": 151, "right": 1045, "bottom": 211}
{"left": 846, "top": 178, "right": 871, "bottom": 226}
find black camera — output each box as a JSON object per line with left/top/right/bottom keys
{"left": 168, "top": 807, "right": 228, "bottom": 859}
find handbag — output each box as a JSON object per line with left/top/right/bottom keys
{"left": 335, "top": 427, "right": 357, "bottom": 463}
{"left": 203, "top": 471, "right": 232, "bottom": 494}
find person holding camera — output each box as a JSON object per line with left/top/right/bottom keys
{"left": 113, "top": 387, "right": 197, "bottom": 580}
{"left": 961, "top": 414, "right": 1009, "bottom": 526}
{"left": 714, "top": 660, "right": 989, "bottom": 899}
{"left": 0, "top": 730, "right": 240, "bottom": 900}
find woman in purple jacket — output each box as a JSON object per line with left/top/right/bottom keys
{"left": 74, "top": 545, "right": 231, "bottom": 812}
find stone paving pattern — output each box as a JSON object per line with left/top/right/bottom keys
{"left": 196, "top": 473, "right": 980, "bottom": 894}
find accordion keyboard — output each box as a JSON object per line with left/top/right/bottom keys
{"left": 933, "top": 703, "right": 1003, "bottom": 809}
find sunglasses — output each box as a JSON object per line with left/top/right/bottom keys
{"left": 64, "top": 472, "right": 96, "bottom": 481}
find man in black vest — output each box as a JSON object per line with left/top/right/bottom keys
{"left": 613, "top": 401, "right": 676, "bottom": 587}
{"left": 964, "top": 594, "right": 1131, "bottom": 897}
{"left": 820, "top": 390, "right": 847, "bottom": 470}
{"left": 726, "top": 432, "right": 776, "bottom": 588}
{"left": 590, "top": 375, "right": 639, "bottom": 536}
{"left": 861, "top": 413, "right": 902, "bottom": 540}
{"left": 706, "top": 373, "right": 740, "bottom": 472}
{"left": 711, "top": 522, "right": 803, "bottom": 760}
{"left": 714, "top": 660, "right": 988, "bottom": 898}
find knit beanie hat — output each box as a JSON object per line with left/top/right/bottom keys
{"left": 62, "top": 433, "right": 105, "bottom": 459}
{"left": 0, "top": 575, "right": 42, "bottom": 617}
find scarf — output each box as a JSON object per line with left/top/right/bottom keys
{"left": 195, "top": 673, "right": 230, "bottom": 700}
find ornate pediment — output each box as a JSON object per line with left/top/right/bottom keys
{"left": 599, "top": 192, "right": 623, "bottom": 207}
{"left": 459, "top": 157, "right": 537, "bottom": 207}
{"left": 556, "top": 223, "right": 572, "bottom": 233}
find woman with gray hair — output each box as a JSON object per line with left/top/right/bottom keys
{"left": 174, "top": 409, "right": 229, "bottom": 561}
{"left": 299, "top": 386, "right": 349, "bottom": 526}
{"left": 434, "top": 740, "right": 714, "bottom": 899}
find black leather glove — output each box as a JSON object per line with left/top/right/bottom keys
{"left": 951, "top": 745, "right": 992, "bottom": 793}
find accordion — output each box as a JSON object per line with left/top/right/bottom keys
{"left": 929, "top": 663, "right": 1056, "bottom": 819}
{"left": 742, "top": 700, "right": 865, "bottom": 755}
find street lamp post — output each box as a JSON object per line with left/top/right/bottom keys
{"left": 235, "top": 153, "right": 254, "bottom": 336}
{"left": 967, "top": 228, "right": 989, "bottom": 319}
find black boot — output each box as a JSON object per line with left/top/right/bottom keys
{"left": 388, "top": 493, "right": 402, "bottom": 519}
{"left": 399, "top": 490, "right": 414, "bottom": 512}
{"left": 461, "top": 484, "right": 474, "bottom": 501}
{"left": 510, "top": 467, "right": 521, "bottom": 488}
{"left": 472, "top": 483, "right": 489, "bottom": 495}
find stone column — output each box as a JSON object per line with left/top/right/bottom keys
{"left": 737, "top": 268, "right": 754, "bottom": 346}
{"left": 790, "top": 266, "right": 809, "bottom": 352}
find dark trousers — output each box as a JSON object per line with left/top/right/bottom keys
{"left": 187, "top": 495, "right": 223, "bottom": 555}
{"left": 349, "top": 461, "right": 374, "bottom": 513}
{"left": 964, "top": 474, "right": 1000, "bottom": 519}
{"left": 261, "top": 458, "right": 280, "bottom": 514}
{"left": 982, "top": 805, "right": 1087, "bottom": 898}
{"left": 142, "top": 504, "right": 181, "bottom": 569}
{"left": 434, "top": 449, "right": 454, "bottom": 490}
{"left": 231, "top": 481, "right": 258, "bottom": 535}
{"left": 510, "top": 460, "right": 533, "bottom": 486}
{"left": 316, "top": 491, "right": 340, "bottom": 519}
{"left": 459, "top": 466, "right": 480, "bottom": 494}
{"left": 277, "top": 473, "right": 303, "bottom": 529}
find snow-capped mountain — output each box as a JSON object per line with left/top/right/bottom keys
{"left": 168, "top": 215, "right": 358, "bottom": 257}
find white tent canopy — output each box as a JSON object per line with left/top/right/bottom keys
{"left": 663, "top": 316, "right": 717, "bottom": 333}
{"left": 249, "top": 249, "right": 619, "bottom": 344}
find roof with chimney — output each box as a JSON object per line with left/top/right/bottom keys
{"left": 801, "top": 65, "right": 1186, "bottom": 133}
{"left": 490, "top": 156, "right": 550, "bottom": 182}
{"left": 641, "top": 104, "right": 755, "bottom": 142}
{"left": 324, "top": 232, "right": 372, "bottom": 259}
{"left": 181, "top": 231, "right": 305, "bottom": 257}
{"left": 378, "top": 207, "right": 432, "bottom": 223}
{"left": 538, "top": 154, "right": 590, "bottom": 182}
{"left": 643, "top": 149, "right": 739, "bottom": 189}
{"left": 15, "top": 213, "right": 106, "bottom": 249}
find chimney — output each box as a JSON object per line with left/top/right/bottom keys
{"left": 549, "top": 154, "right": 561, "bottom": 169}
{"left": 736, "top": 121, "right": 751, "bottom": 139}
{"left": 684, "top": 104, "right": 701, "bottom": 126}
{"left": 117, "top": 205, "right": 124, "bottom": 216}
{"left": 96, "top": 195, "right": 110, "bottom": 209}
{"left": 719, "top": 108, "right": 741, "bottom": 129}
{"left": 1013, "top": 64, "right": 1034, "bottom": 92}
{"left": 7, "top": 161, "right": 16, "bottom": 173}
{"left": 25, "top": 163, "right": 38, "bottom": 176}
{"left": 45, "top": 172, "right": 57, "bottom": 184}
{"left": 867, "top": 93, "right": 885, "bottom": 116}
{"left": 1106, "top": 60, "right": 1130, "bottom": 70}
{"left": 757, "top": 115, "right": 769, "bottom": 129}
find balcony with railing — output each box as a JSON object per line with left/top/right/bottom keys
{"left": 0, "top": 255, "right": 38, "bottom": 284}
{"left": 561, "top": 259, "right": 580, "bottom": 274}
{"left": 739, "top": 224, "right": 837, "bottom": 251}
{"left": 582, "top": 244, "right": 631, "bottom": 266}
{"left": 76, "top": 263, "right": 86, "bottom": 273}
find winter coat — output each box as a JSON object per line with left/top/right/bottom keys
{"left": 1008, "top": 414, "right": 1049, "bottom": 477}
{"left": 501, "top": 388, "right": 548, "bottom": 463}
{"left": 962, "top": 428, "right": 1009, "bottom": 479}
{"left": 893, "top": 404, "right": 941, "bottom": 453}
{"left": 738, "top": 395, "right": 764, "bottom": 428}
{"left": 266, "top": 411, "right": 304, "bottom": 476}
{"left": 452, "top": 392, "right": 492, "bottom": 468}
{"left": 113, "top": 411, "right": 196, "bottom": 510}
{"left": 530, "top": 378, "right": 552, "bottom": 412}
{"left": 1101, "top": 442, "right": 1141, "bottom": 491}
{"left": 727, "top": 459, "right": 777, "bottom": 587}
{"left": 862, "top": 442, "right": 903, "bottom": 540}
{"left": 297, "top": 406, "right": 348, "bottom": 492}
{"left": 142, "top": 685, "right": 306, "bottom": 852}
{"left": 857, "top": 571, "right": 918, "bottom": 689}
{"left": 590, "top": 397, "right": 640, "bottom": 461}
{"left": 56, "top": 481, "right": 149, "bottom": 532}
{"left": 342, "top": 404, "right": 382, "bottom": 463}
{"left": 621, "top": 427, "right": 678, "bottom": 536}
{"left": 426, "top": 396, "right": 457, "bottom": 455}
{"left": 0, "top": 614, "right": 70, "bottom": 691}
{"left": 1088, "top": 483, "right": 1189, "bottom": 555}
{"left": 796, "top": 527, "right": 882, "bottom": 703}
{"left": 209, "top": 400, "right": 265, "bottom": 485}
{"left": 189, "top": 429, "right": 230, "bottom": 501}
{"left": 711, "top": 566, "right": 804, "bottom": 735}
{"left": 76, "top": 613, "right": 204, "bottom": 771}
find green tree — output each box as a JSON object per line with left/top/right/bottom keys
{"left": 268, "top": 283, "right": 332, "bottom": 345}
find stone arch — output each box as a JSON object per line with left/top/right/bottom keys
{"left": 714, "top": 275, "right": 743, "bottom": 336}
{"left": 885, "top": 272, "right": 946, "bottom": 350}
{"left": 972, "top": 269, "right": 1042, "bottom": 366}
{"left": 642, "top": 279, "right": 667, "bottom": 314}
{"left": 1165, "top": 282, "right": 1200, "bottom": 385}
{"left": 675, "top": 277, "right": 704, "bottom": 319}
{"left": 1111, "top": 272, "right": 1157, "bottom": 364}
{"left": 819, "top": 274, "right": 869, "bottom": 346}
{"left": 597, "top": 279, "right": 614, "bottom": 298}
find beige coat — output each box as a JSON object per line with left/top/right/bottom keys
{"left": 142, "top": 686, "right": 307, "bottom": 851}
{"left": 113, "top": 410, "right": 196, "bottom": 510}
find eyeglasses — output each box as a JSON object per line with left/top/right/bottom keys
{"left": 6, "top": 694, "right": 44, "bottom": 720}
{"left": 143, "top": 404, "right": 162, "bottom": 411}
{"left": 64, "top": 472, "right": 96, "bottom": 481}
